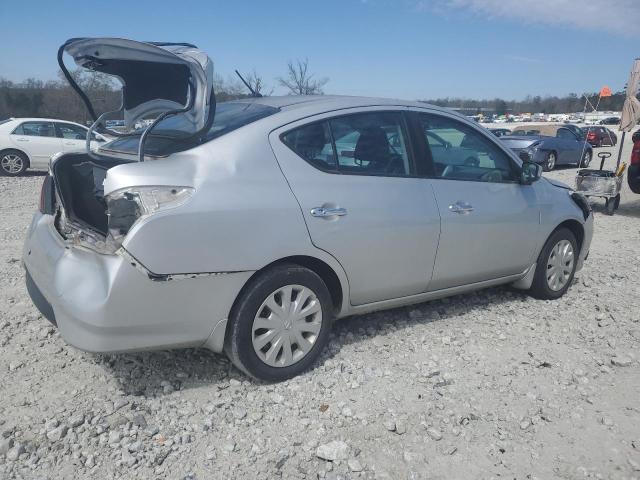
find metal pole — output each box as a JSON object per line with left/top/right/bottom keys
{"left": 616, "top": 131, "right": 626, "bottom": 171}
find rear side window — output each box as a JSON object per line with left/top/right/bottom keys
{"left": 282, "top": 122, "right": 336, "bottom": 170}
{"left": 12, "top": 121, "right": 56, "bottom": 137}
{"left": 282, "top": 111, "right": 412, "bottom": 177}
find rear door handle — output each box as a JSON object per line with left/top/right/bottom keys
{"left": 449, "top": 201, "right": 474, "bottom": 214}
{"left": 15, "top": 138, "right": 29, "bottom": 142}
{"left": 310, "top": 206, "right": 347, "bottom": 218}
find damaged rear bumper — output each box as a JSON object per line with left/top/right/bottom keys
{"left": 22, "top": 212, "right": 253, "bottom": 354}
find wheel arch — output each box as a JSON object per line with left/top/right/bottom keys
{"left": 233, "top": 255, "right": 347, "bottom": 317}
{"left": 551, "top": 219, "right": 584, "bottom": 252}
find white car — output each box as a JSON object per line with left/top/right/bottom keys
{"left": 0, "top": 118, "right": 107, "bottom": 176}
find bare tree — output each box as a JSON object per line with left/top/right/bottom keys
{"left": 278, "top": 59, "right": 328, "bottom": 95}
{"left": 241, "top": 69, "right": 273, "bottom": 96}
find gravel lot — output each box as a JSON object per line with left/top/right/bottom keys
{"left": 1, "top": 139, "right": 639, "bottom": 480}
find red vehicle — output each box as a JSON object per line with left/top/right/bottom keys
{"left": 629, "top": 130, "right": 640, "bottom": 194}
{"left": 582, "top": 126, "right": 618, "bottom": 147}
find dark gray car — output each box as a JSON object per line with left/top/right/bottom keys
{"left": 499, "top": 124, "right": 592, "bottom": 171}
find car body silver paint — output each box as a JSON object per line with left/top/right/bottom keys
{"left": 269, "top": 105, "right": 441, "bottom": 306}
{"left": 23, "top": 95, "right": 594, "bottom": 355}
{"left": 23, "top": 213, "right": 253, "bottom": 353}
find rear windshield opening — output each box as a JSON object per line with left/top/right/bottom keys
{"left": 101, "top": 101, "right": 278, "bottom": 156}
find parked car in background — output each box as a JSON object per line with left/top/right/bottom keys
{"left": 500, "top": 124, "right": 592, "bottom": 171}
{"left": 0, "top": 118, "right": 108, "bottom": 176}
{"left": 629, "top": 130, "right": 640, "bottom": 194}
{"left": 599, "top": 117, "right": 620, "bottom": 126}
{"left": 581, "top": 126, "right": 618, "bottom": 147}
{"left": 23, "top": 37, "right": 594, "bottom": 381}
{"left": 489, "top": 128, "right": 511, "bottom": 137}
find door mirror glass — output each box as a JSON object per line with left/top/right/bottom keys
{"left": 521, "top": 161, "right": 542, "bottom": 185}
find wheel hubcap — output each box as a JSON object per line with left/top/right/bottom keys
{"left": 583, "top": 152, "right": 591, "bottom": 165}
{"left": 1, "top": 154, "right": 23, "bottom": 174}
{"left": 252, "top": 285, "right": 322, "bottom": 368}
{"left": 547, "top": 154, "right": 556, "bottom": 169}
{"left": 546, "top": 240, "right": 574, "bottom": 291}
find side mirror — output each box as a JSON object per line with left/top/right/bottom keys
{"left": 521, "top": 161, "right": 542, "bottom": 185}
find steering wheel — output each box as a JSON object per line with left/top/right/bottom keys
{"left": 480, "top": 170, "right": 502, "bottom": 182}
{"left": 464, "top": 156, "right": 480, "bottom": 167}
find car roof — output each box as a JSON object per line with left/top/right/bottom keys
{"left": 6, "top": 117, "right": 86, "bottom": 125}
{"left": 512, "top": 124, "right": 574, "bottom": 136}
{"left": 232, "top": 95, "right": 461, "bottom": 117}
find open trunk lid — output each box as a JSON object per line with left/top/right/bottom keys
{"left": 59, "top": 37, "right": 215, "bottom": 156}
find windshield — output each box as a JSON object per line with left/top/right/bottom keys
{"left": 102, "top": 101, "right": 278, "bottom": 156}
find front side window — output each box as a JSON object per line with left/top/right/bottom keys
{"left": 56, "top": 123, "right": 87, "bottom": 140}
{"left": 13, "top": 121, "right": 56, "bottom": 138}
{"left": 556, "top": 128, "right": 574, "bottom": 139}
{"left": 282, "top": 112, "right": 412, "bottom": 177}
{"left": 419, "top": 113, "right": 518, "bottom": 183}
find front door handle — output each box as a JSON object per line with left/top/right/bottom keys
{"left": 449, "top": 201, "right": 474, "bottom": 214}
{"left": 310, "top": 206, "right": 347, "bottom": 218}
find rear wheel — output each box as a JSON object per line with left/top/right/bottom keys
{"left": 580, "top": 150, "right": 592, "bottom": 167}
{"left": 224, "top": 264, "right": 333, "bottom": 382}
{"left": 543, "top": 151, "right": 556, "bottom": 171}
{"left": 0, "top": 150, "right": 28, "bottom": 176}
{"left": 529, "top": 228, "right": 578, "bottom": 300}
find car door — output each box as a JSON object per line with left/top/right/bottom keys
{"left": 413, "top": 111, "right": 540, "bottom": 291}
{"left": 270, "top": 109, "right": 441, "bottom": 306}
{"left": 10, "top": 121, "right": 62, "bottom": 168}
{"left": 555, "top": 127, "right": 582, "bottom": 164}
{"left": 55, "top": 122, "right": 90, "bottom": 153}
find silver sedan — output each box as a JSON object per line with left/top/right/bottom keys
{"left": 23, "top": 38, "right": 593, "bottom": 381}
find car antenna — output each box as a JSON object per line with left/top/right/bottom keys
{"left": 235, "top": 69, "right": 262, "bottom": 98}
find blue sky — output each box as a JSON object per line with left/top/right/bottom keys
{"left": 0, "top": 0, "right": 638, "bottom": 100}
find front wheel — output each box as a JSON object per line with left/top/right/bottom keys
{"left": 543, "top": 151, "right": 557, "bottom": 171}
{"left": 529, "top": 228, "right": 578, "bottom": 300}
{"left": 224, "top": 264, "right": 333, "bottom": 382}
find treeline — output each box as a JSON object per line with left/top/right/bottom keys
{"left": 0, "top": 71, "right": 257, "bottom": 124}
{"left": 423, "top": 92, "right": 627, "bottom": 116}
{"left": 2, "top": 69, "right": 627, "bottom": 123}
{"left": 0, "top": 59, "right": 330, "bottom": 124}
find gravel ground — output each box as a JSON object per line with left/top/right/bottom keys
{"left": 1, "top": 141, "right": 639, "bottom": 480}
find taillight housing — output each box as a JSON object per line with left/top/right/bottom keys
{"left": 586, "top": 132, "right": 597, "bottom": 140}
{"left": 631, "top": 140, "right": 640, "bottom": 166}
{"left": 39, "top": 175, "right": 55, "bottom": 215}
{"left": 103, "top": 186, "right": 194, "bottom": 252}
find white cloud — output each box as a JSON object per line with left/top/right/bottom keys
{"left": 420, "top": 0, "right": 640, "bottom": 34}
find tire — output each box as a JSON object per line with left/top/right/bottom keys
{"left": 604, "top": 195, "right": 619, "bottom": 215}
{"left": 580, "top": 150, "right": 592, "bottom": 168}
{"left": 0, "top": 150, "right": 28, "bottom": 176}
{"left": 529, "top": 228, "right": 578, "bottom": 300}
{"left": 543, "top": 151, "right": 557, "bottom": 172}
{"left": 224, "top": 263, "right": 333, "bottom": 382}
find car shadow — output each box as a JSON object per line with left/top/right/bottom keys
{"left": 101, "top": 284, "right": 528, "bottom": 395}
{"left": 22, "top": 170, "right": 48, "bottom": 177}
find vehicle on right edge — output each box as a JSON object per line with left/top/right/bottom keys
{"left": 499, "top": 124, "right": 593, "bottom": 171}
{"left": 629, "top": 130, "right": 640, "bottom": 194}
